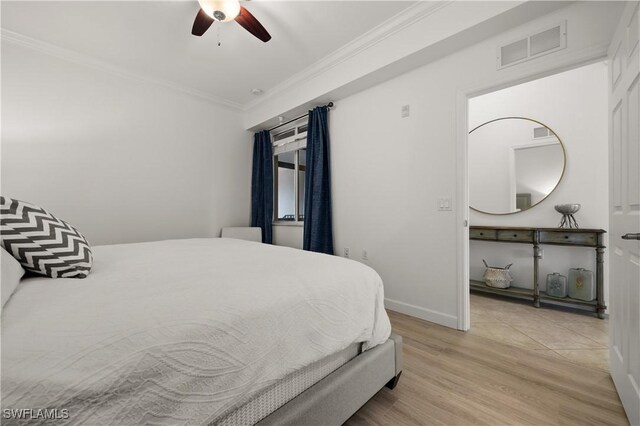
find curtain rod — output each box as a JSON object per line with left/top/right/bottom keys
{"left": 268, "top": 102, "right": 334, "bottom": 132}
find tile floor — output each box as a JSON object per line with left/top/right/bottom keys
{"left": 470, "top": 293, "right": 609, "bottom": 372}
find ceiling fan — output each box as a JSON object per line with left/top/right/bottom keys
{"left": 192, "top": 0, "right": 271, "bottom": 43}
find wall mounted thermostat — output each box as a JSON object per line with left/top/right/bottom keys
{"left": 438, "top": 198, "right": 452, "bottom": 211}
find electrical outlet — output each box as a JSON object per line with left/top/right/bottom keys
{"left": 344, "top": 247, "right": 350, "bottom": 258}
{"left": 362, "top": 249, "right": 368, "bottom": 261}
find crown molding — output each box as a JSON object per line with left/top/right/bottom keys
{"left": 243, "top": 0, "right": 454, "bottom": 112}
{"left": 0, "top": 28, "right": 243, "bottom": 111}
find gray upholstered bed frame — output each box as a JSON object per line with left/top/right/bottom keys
{"left": 257, "top": 333, "right": 403, "bottom": 425}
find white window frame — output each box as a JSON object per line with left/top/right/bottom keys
{"left": 272, "top": 118, "right": 308, "bottom": 225}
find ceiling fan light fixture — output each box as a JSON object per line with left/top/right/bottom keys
{"left": 198, "top": 0, "right": 240, "bottom": 22}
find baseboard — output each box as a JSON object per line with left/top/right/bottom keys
{"left": 384, "top": 298, "right": 458, "bottom": 329}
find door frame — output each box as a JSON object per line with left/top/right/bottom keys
{"left": 455, "top": 46, "right": 610, "bottom": 331}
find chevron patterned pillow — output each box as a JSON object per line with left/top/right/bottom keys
{"left": 0, "top": 197, "right": 93, "bottom": 278}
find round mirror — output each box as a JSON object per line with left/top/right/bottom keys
{"left": 469, "top": 117, "right": 566, "bottom": 215}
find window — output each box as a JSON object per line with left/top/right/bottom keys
{"left": 272, "top": 119, "right": 307, "bottom": 223}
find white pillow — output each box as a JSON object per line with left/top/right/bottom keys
{"left": 2, "top": 247, "right": 25, "bottom": 307}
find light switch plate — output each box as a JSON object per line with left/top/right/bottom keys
{"left": 401, "top": 105, "right": 410, "bottom": 118}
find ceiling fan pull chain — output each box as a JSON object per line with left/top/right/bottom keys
{"left": 217, "top": 27, "right": 221, "bottom": 47}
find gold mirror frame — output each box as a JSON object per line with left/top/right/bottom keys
{"left": 469, "top": 116, "right": 567, "bottom": 215}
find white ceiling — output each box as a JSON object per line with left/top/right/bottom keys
{"left": 1, "top": 1, "right": 416, "bottom": 107}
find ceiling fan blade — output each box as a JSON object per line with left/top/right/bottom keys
{"left": 235, "top": 6, "right": 271, "bottom": 42}
{"left": 192, "top": 8, "right": 214, "bottom": 36}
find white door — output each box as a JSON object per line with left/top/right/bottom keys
{"left": 609, "top": 2, "right": 640, "bottom": 425}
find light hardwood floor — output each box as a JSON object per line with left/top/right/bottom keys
{"left": 346, "top": 307, "right": 628, "bottom": 426}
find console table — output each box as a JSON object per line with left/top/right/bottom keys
{"left": 470, "top": 226, "right": 606, "bottom": 318}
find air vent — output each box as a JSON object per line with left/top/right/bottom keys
{"left": 501, "top": 39, "right": 528, "bottom": 66}
{"left": 530, "top": 26, "right": 562, "bottom": 56}
{"left": 533, "top": 126, "right": 551, "bottom": 139}
{"left": 498, "top": 21, "right": 566, "bottom": 69}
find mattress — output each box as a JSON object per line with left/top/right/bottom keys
{"left": 1, "top": 238, "right": 391, "bottom": 425}
{"left": 216, "top": 343, "right": 361, "bottom": 426}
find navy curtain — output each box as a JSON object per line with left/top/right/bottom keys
{"left": 303, "top": 106, "right": 334, "bottom": 254}
{"left": 251, "top": 130, "right": 273, "bottom": 244}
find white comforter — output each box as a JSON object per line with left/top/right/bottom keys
{"left": 1, "top": 238, "right": 391, "bottom": 425}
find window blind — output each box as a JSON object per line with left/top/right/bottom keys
{"left": 271, "top": 118, "right": 308, "bottom": 155}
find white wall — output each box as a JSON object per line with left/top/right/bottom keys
{"left": 515, "top": 144, "right": 564, "bottom": 206}
{"left": 1, "top": 43, "right": 251, "bottom": 245}
{"left": 469, "top": 62, "right": 609, "bottom": 303}
{"left": 273, "top": 225, "right": 303, "bottom": 250}
{"left": 266, "top": 2, "right": 619, "bottom": 327}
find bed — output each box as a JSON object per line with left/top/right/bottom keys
{"left": 1, "top": 238, "right": 402, "bottom": 425}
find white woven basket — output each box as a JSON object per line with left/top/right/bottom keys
{"left": 482, "top": 259, "right": 513, "bottom": 289}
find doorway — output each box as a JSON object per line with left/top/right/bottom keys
{"left": 464, "top": 62, "right": 611, "bottom": 370}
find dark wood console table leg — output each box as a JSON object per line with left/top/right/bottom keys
{"left": 596, "top": 245, "right": 606, "bottom": 319}
{"left": 533, "top": 233, "right": 541, "bottom": 308}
